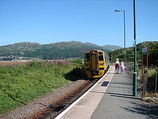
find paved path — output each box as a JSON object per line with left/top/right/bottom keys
{"left": 91, "top": 67, "right": 158, "bottom": 119}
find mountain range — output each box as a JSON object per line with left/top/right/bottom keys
{"left": 0, "top": 41, "right": 121, "bottom": 60}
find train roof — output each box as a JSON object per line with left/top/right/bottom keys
{"left": 84, "top": 49, "right": 109, "bottom": 57}
{"left": 84, "top": 49, "right": 104, "bottom": 54}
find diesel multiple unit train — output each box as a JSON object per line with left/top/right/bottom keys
{"left": 84, "top": 49, "right": 110, "bottom": 79}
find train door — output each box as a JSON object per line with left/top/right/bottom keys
{"left": 90, "top": 51, "right": 99, "bottom": 72}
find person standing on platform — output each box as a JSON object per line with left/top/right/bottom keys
{"left": 115, "top": 58, "right": 120, "bottom": 74}
{"left": 120, "top": 61, "right": 125, "bottom": 74}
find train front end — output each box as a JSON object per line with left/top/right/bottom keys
{"left": 84, "top": 49, "right": 107, "bottom": 79}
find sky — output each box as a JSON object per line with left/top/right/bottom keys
{"left": 0, "top": 0, "right": 158, "bottom": 47}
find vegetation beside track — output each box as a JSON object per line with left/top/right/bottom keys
{"left": 146, "top": 68, "right": 158, "bottom": 95}
{"left": 0, "top": 60, "right": 83, "bottom": 114}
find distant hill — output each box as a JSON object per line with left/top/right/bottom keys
{"left": 84, "top": 42, "right": 122, "bottom": 51}
{"left": 0, "top": 41, "right": 121, "bottom": 60}
{"left": 101, "top": 45, "right": 121, "bottom": 51}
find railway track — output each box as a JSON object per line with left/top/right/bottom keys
{"left": 29, "top": 79, "right": 99, "bottom": 119}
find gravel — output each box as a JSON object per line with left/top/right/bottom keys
{"left": 0, "top": 80, "right": 87, "bottom": 119}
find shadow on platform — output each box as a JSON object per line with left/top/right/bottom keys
{"left": 122, "top": 101, "right": 158, "bottom": 118}
{"left": 106, "top": 92, "right": 140, "bottom": 100}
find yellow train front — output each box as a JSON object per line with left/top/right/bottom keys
{"left": 84, "top": 49, "right": 109, "bottom": 79}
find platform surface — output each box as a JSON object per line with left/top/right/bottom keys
{"left": 56, "top": 66, "right": 158, "bottom": 119}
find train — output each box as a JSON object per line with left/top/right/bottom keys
{"left": 84, "top": 49, "right": 110, "bottom": 79}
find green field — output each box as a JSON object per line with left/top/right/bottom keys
{"left": 0, "top": 60, "right": 83, "bottom": 114}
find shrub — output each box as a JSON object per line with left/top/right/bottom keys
{"left": 147, "top": 69, "right": 158, "bottom": 92}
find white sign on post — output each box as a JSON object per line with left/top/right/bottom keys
{"left": 142, "top": 47, "right": 148, "bottom": 54}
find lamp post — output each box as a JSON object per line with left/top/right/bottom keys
{"left": 133, "top": 0, "right": 137, "bottom": 96}
{"left": 115, "top": 10, "right": 126, "bottom": 63}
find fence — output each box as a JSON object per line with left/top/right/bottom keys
{"left": 125, "top": 63, "right": 158, "bottom": 100}
{"left": 144, "top": 67, "right": 158, "bottom": 98}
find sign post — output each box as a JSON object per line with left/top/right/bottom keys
{"left": 142, "top": 47, "right": 148, "bottom": 68}
{"left": 141, "top": 47, "right": 148, "bottom": 98}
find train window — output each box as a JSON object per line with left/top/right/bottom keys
{"left": 99, "top": 55, "right": 103, "bottom": 61}
{"left": 99, "top": 52, "right": 103, "bottom": 54}
{"left": 85, "top": 54, "right": 90, "bottom": 61}
{"left": 90, "top": 51, "right": 97, "bottom": 54}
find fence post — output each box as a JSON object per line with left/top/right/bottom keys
{"left": 155, "top": 69, "right": 158, "bottom": 96}
{"left": 142, "top": 67, "right": 148, "bottom": 98}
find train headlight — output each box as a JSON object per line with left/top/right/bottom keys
{"left": 85, "top": 64, "right": 90, "bottom": 67}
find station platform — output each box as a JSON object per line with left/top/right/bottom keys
{"left": 55, "top": 66, "right": 158, "bottom": 119}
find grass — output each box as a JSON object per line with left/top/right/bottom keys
{"left": 146, "top": 68, "right": 158, "bottom": 92}
{"left": 146, "top": 69, "right": 158, "bottom": 104}
{"left": 0, "top": 60, "right": 83, "bottom": 114}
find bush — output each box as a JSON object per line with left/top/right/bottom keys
{"left": 147, "top": 69, "right": 158, "bottom": 92}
